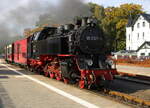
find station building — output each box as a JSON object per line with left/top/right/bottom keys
{"left": 126, "top": 13, "right": 150, "bottom": 57}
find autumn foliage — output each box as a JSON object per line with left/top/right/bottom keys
{"left": 24, "top": 3, "right": 144, "bottom": 51}
{"left": 89, "top": 3, "right": 144, "bottom": 51}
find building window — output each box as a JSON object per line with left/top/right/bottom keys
{"left": 137, "top": 33, "right": 139, "bottom": 39}
{"left": 132, "top": 26, "right": 134, "bottom": 31}
{"left": 141, "top": 53, "right": 145, "bottom": 56}
{"left": 137, "top": 23, "right": 140, "bottom": 28}
{"left": 143, "top": 22, "right": 145, "bottom": 27}
{"left": 143, "top": 32, "right": 144, "bottom": 39}
{"left": 149, "top": 53, "right": 150, "bottom": 56}
{"left": 129, "top": 34, "right": 130, "bottom": 41}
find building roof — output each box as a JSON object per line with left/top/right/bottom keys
{"left": 136, "top": 41, "right": 150, "bottom": 52}
{"left": 126, "top": 13, "right": 150, "bottom": 27}
{"left": 113, "top": 50, "right": 137, "bottom": 56}
{"left": 126, "top": 17, "right": 134, "bottom": 27}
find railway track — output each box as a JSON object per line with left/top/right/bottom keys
{"left": 106, "top": 78, "right": 150, "bottom": 108}
{"left": 118, "top": 72, "right": 150, "bottom": 81}
{"left": 103, "top": 89, "right": 150, "bottom": 108}
{"left": 77, "top": 78, "right": 150, "bottom": 108}
{"left": 84, "top": 77, "right": 150, "bottom": 108}
{"left": 115, "top": 75, "right": 150, "bottom": 85}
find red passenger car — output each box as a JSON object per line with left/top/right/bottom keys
{"left": 13, "top": 38, "right": 28, "bottom": 65}
{"left": 5, "top": 44, "right": 14, "bottom": 62}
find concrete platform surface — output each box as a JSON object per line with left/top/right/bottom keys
{"left": 0, "top": 59, "right": 131, "bottom": 108}
{"left": 117, "top": 65, "right": 150, "bottom": 77}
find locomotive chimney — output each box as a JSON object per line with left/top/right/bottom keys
{"left": 81, "top": 17, "right": 88, "bottom": 26}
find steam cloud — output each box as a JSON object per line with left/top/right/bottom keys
{"left": 37, "top": 0, "right": 90, "bottom": 26}
{"left": 0, "top": 0, "right": 90, "bottom": 52}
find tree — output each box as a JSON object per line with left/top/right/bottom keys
{"left": 89, "top": 3, "right": 144, "bottom": 52}
{"left": 88, "top": 3, "right": 105, "bottom": 25}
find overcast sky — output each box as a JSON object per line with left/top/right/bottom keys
{"left": 86, "top": 0, "right": 150, "bottom": 13}
{"left": 1, "top": 0, "right": 149, "bottom": 13}
{"left": 0, "top": 0, "right": 149, "bottom": 20}
{"left": 0, "top": 0, "right": 149, "bottom": 38}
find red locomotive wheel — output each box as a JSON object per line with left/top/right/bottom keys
{"left": 56, "top": 74, "right": 62, "bottom": 81}
{"left": 50, "top": 72, "right": 55, "bottom": 78}
{"left": 79, "top": 80, "right": 85, "bottom": 89}
{"left": 79, "top": 79, "right": 88, "bottom": 89}
{"left": 56, "top": 76, "right": 61, "bottom": 81}
{"left": 44, "top": 71, "right": 49, "bottom": 77}
{"left": 63, "top": 78, "right": 69, "bottom": 84}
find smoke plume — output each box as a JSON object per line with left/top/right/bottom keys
{"left": 0, "top": 0, "right": 90, "bottom": 53}
{"left": 36, "top": 0, "right": 90, "bottom": 26}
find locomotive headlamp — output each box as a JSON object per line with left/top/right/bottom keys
{"left": 64, "top": 25, "right": 69, "bottom": 30}
{"left": 87, "top": 18, "right": 92, "bottom": 24}
{"left": 106, "top": 59, "right": 114, "bottom": 66}
{"left": 86, "top": 59, "right": 93, "bottom": 66}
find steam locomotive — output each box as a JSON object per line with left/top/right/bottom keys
{"left": 5, "top": 17, "right": 117, "bottom": 89}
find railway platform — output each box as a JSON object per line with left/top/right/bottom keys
{"left": 116, "top": 65, "right": 150, "bottom": 77}
{"left": 0, "top": 59, "right": 131, "bottom": 108}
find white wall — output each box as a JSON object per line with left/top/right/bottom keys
{"left": 126, "top": 27, "right": 132, "bottom": 50}
{"left": 126, "top": 15, "right": 150, "bottom": 51}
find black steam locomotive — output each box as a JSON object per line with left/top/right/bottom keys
{"left": 5, "top": 17, "right": 117, "bottom": 89}
{"left": 29, "top": 17, "right": 110, "bottom": 68}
